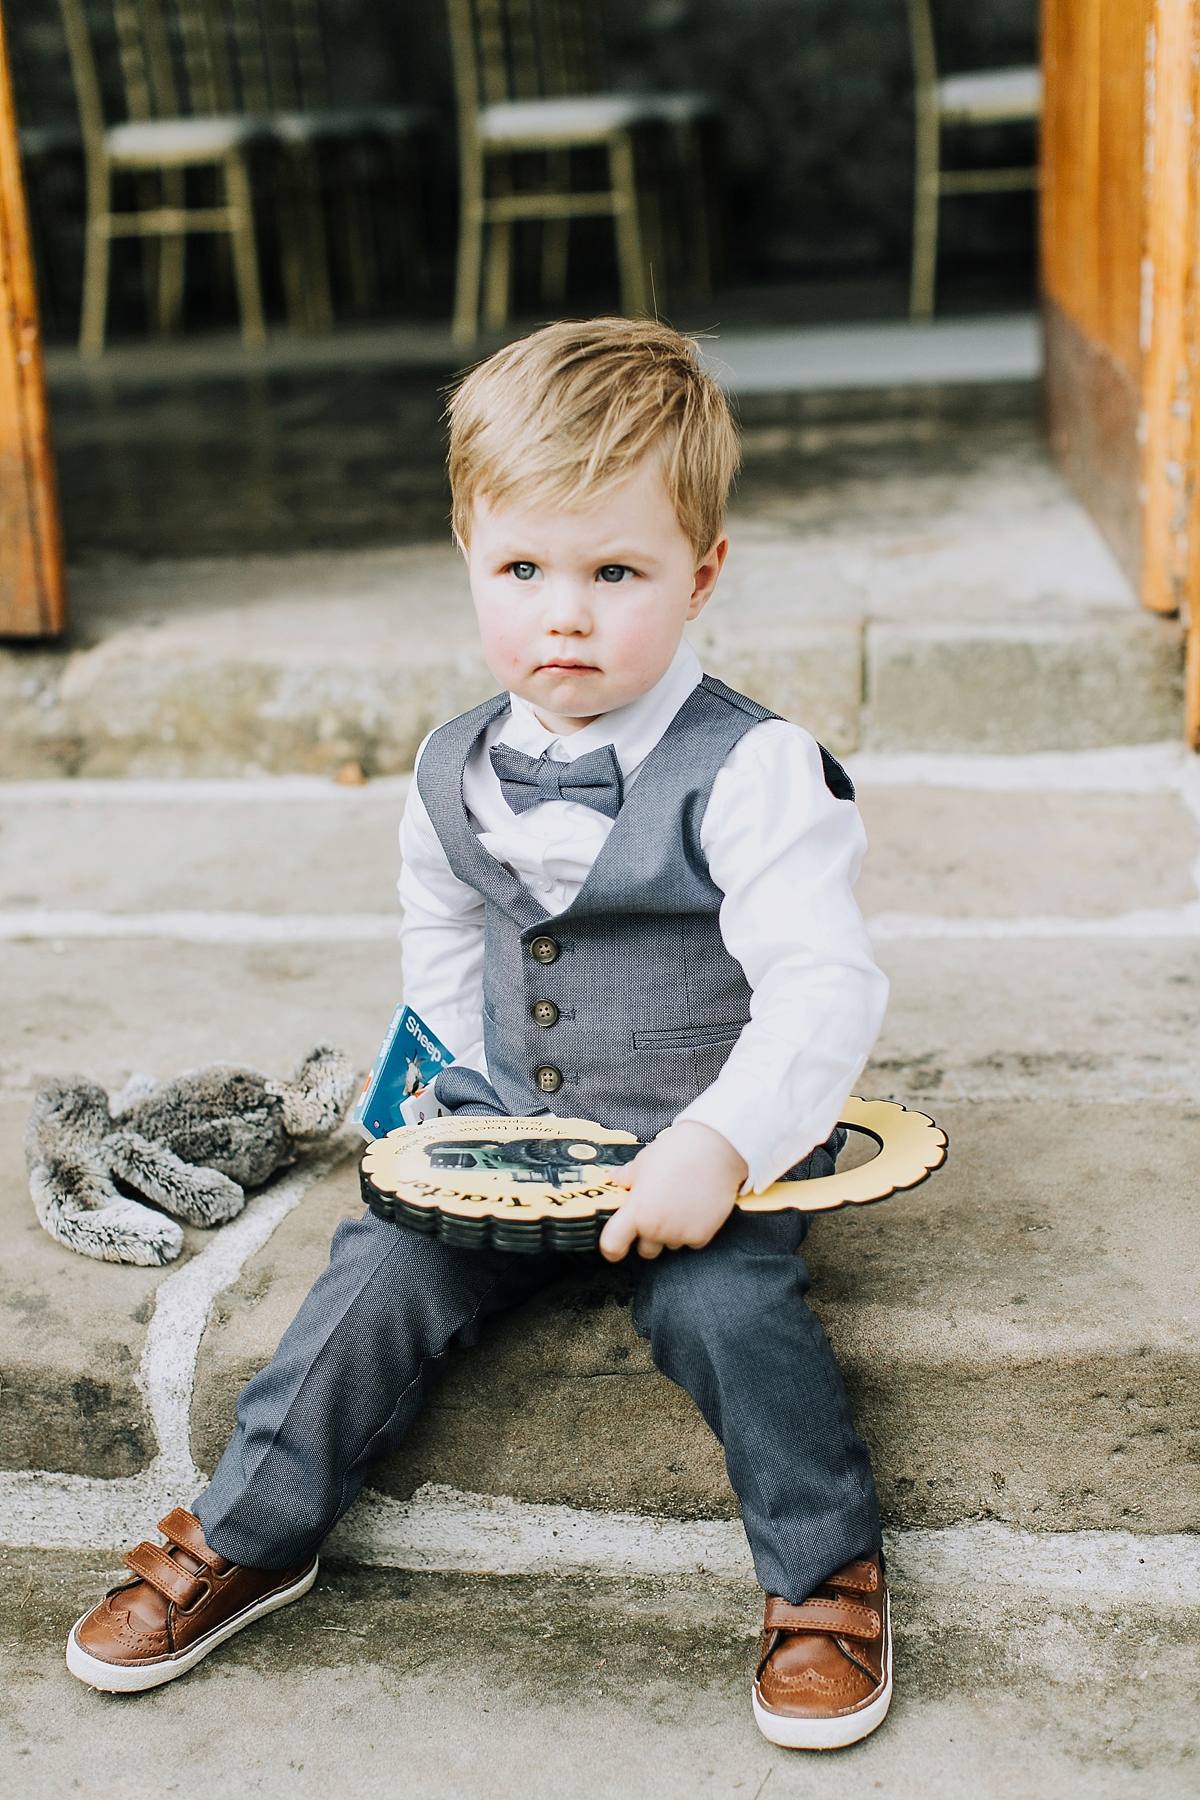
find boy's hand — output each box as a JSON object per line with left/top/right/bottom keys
{"left": 598, "top": 1121, "right": 748, "bottom": 1262}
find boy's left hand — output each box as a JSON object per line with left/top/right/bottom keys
{"left": 598, "top": 1121, "right": 748, "bottom": 1261}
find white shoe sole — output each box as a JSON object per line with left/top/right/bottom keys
{"left": 752, "top": 1602, "right": 892, "bottom": 1751}
{"left": 65, "top": 1557, "right": 319, "bottom": 1693}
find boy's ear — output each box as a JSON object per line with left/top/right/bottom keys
{"left": 686, "top": 533, "right": 729, "bottom": 621}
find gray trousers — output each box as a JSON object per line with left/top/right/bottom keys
{"left": 195, "top": 1202, "right": 881, "bottom": 1604}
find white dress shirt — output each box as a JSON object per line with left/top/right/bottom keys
{"left": 398, "top": 641, "right": 889, "bottom": 1193}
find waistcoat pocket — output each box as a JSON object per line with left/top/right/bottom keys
{"left": 632, "top": 1021, "right": 748, "bottom": 1050}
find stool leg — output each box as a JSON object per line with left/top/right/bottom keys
{"left": 540, "top": 150, "right": 570, "bottom": 305}
{"left": 224, "top": 151, "right": 267, "bottom": 348}
{"left": 339, "top": 140, "right": 378, "bottom": 318}
{"left": 275, "top": 148, "right": 308, "bottom": 330}
{"left": 79, "top": 160, "right": 112, "bottom": 358}
{"left": 635, "top": 131, "right": 668, "bottom": 315}
{"left": 388, "top": 131, "right": 430, "bottom": 299}
{"left": 452, "top": 145, "right": 485, "bottom": 343}
{"left": 135, "top": 173, "right": 160, "bottom": 332}
{"left": 610, "top": 130, "right": 647, "bottom": 317}
{"left": 482, "top": 153, "right": 512, "bottom": 330}
{"left": 276, "top": 145, "right": 334, "bottom": 332}
{"left": 677, "top": 120, "right": 711, "bottom": 302}
{"left": 156, "top": 168, "right": 186, "bottom": 335}
{"left": 482, "top": 221, "right": 512, "bottom": 328}
{"left": 910, "top": 113, "right": 940, "bottom": 318}
{"left": 292, "top": 143, "right": 334, "bottom": 332}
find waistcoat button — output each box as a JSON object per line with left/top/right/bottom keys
{"left": 529, "top": 935, "right": 560, "bottom": 964}
{"left": 531, "top": 999, "right": 560, "bottom": 1027}
{"left": 534, "top": 1065, "right": 563, "bottom": 1094}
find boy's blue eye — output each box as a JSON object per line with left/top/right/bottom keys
{"left": 597, "top": 565, "right": 630, "bottom": 583}
{"left": 510, "top": 562, "right": 537, "bottom": 581}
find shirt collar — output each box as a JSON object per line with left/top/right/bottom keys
{"left": 499, "top": 641, "right": 703, "bottom": 779}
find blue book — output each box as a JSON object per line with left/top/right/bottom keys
{"left": 350, "top": 1004, "right": 454, "bottom": 1141}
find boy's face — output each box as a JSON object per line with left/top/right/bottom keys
{"left": 464, "top": 460, "right": 728, "bottom": 733}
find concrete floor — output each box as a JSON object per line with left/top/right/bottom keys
{"left": 3, "top": 1556, "right": 1197, "bottom": 1800}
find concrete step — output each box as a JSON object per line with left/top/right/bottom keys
{"left": 6, "top": 929, "right": 1200, "bottom": 1109}
{"left": 176, "top": 1098, "right": 1198, "bottom": 1536}
{"left": 41, "top": 311, "right": 1045, "bottom": 393}
{"left": 4, "top": 1543, "right": 1198, "bottom": 1798}
{"left": 0, "top": 413, "right": 1182, "bottom": 774}
{"left": 2, "top": 772, "right": 1197, "bottom": 1101}
{"left": 4, "top": 1079, "right": 1198, "bottom": 1535}
{"left": 0, "top": 771, "right": 1193, "bottom": 924}
{"left": 2, "top": 760, "right": 1199, "bottom": 1534}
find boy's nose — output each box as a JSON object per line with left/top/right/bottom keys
{"left": 542, "top": 582, "right": 593, "bottom": 632}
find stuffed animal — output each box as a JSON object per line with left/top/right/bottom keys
{"left": 25, "top": 1044, "right": 356, "bottom": 1267}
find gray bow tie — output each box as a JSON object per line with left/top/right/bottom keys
{"left": 490, "top": 741, "right": 624, "bottom": 819}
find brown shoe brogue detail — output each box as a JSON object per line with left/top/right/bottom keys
{"left": 72, "top": 1509, "right": 314, "bottom": 1674}
{"left": 754, "top": 1551, "right": 891, "bottom": 1731}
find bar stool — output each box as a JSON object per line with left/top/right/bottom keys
{"left": 448, "top": 0, "right": 715, "bottom": 342}
{"left": 908, "top": 0, "right": 1041, "bottom": 319}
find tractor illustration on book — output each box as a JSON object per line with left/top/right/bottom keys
{"left": 425, "top": 1135, "right": 642, "bottom": 1188}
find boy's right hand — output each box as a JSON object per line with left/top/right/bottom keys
{"left": 598, "top": 1121, "right": 748, "bottom": 1261}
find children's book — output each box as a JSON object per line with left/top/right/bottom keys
{"left": 350, "top": 1004, "right": 454, "bottom": 1141}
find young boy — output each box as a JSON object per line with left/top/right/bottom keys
{"left": 66, "top": 319, "right": 891, "bottom": 1751}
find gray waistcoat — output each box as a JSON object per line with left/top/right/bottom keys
{"left": 417, "top": 675, "right": 781, "bottom": 1142}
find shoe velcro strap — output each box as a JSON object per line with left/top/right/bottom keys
{"left": 763, "top": 1595, "right": 881, "bottom": 1639}
{"left": 124, "top": 1541, "right": 205, "bottom": 1609}
{"left": 158, "top": 1508, "right": 224, "bottom": 1570}
{"left": 826, "top": 1558, "right": 880, "bottom": 1594}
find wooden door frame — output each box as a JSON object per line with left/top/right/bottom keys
{"left": 0, "top": 0, "right": 67, "bottom": 638}
{"left": 1042, "top": 0, "right": 1200, "bottom": 744}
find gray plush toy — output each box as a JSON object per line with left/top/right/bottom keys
{"left": 25, "top": 1044, "right": 356, "bottom": 1267}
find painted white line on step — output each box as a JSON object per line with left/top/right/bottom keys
{"left": 0, "top": 912, "right": 399, "bottom": 943}
{"left": 895, "top": 1521, "right": 1200, "bottom": 1608}
{"left": 0, "top": 776, "right": 412, "bottom": 804}
{"left": 0, "top": 747, "right": 1190, "bottom": 806}
{"left": 328, "top": 1485, "right": 756, "bottom": 1580}
{"left": 1, "top": 1469, "right": 1198, "bottom": 1609}
{"left": 7, "top": 905, "right": 1200, "bottom": 944}
{"left": 868, "top": 904, "right": 1200, "bottom": 941}
{"left": 143, "top": 1135, "right": 358, "bottom": 1487}
{"left": 846, "top": 743, "right": 1190, "bottom": 793}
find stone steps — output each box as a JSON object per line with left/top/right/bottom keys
{"left": 2, "top": 764, "right": 1197, "bottom": 1552}
{"left": 0, "top": 406, "right": 1183, "bottom": 776}
{"left": 5, "top": 349, "right": 1195, "bottom": 1785}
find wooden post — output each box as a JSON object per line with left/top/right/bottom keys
{"left": 1138, "top": 0, "right": 1197, "bottom": 619}
{"left": 1141, "top": 0, "right": 1200, "bottom": 741}
{"left": 1041, "top": 0, "right": 1152, "bottom": 595}
{"left": 0, "top": 1, "right": 67, "bottom": 638}
{"left": 1041, "top": 0, "right": 1200, "bottom": 745}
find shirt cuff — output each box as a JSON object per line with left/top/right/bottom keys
{"left": 675, "top": 1077, "right": 857, "bottom": 1195}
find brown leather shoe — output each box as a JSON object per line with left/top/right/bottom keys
{"left": 752, "top": 1552, "right": 892, "bottom": 1750}
{"left": 66, "top": 1507, "right": 318, "bottom": 1692}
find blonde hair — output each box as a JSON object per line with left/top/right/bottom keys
{"left": 447, "top": 317, "right": 740, "bottom": 557}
